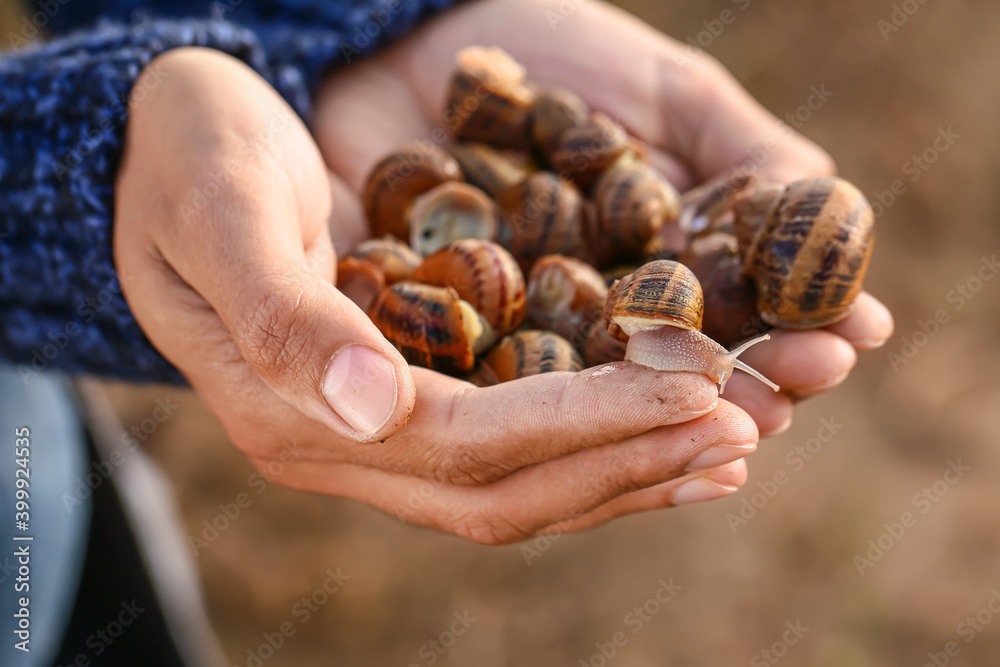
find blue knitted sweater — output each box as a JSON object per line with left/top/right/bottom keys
{"left": 0, "top": 0, "right": 457, "bottom": 385}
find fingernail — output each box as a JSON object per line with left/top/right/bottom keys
{"left": 671, "top": 477, "right": 739, "bottom": 505}
{"left": 322, "top": 345, "right": 398, "bottom": 438}
{"left": 685, "top": 443, "right": 757, "bottom": 472}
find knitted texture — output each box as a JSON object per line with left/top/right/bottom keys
{"left": 1, "top": 1, "right": 456, "bottom": 384}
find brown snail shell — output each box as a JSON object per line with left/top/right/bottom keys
{"left": 495, "top": 171, "right": 588, "bottom": 271}
{"left": 736, "top": 177, "right": 875, "bottom": 329}
{"left": 336, "top": 236, "right": 422, "bottom": 311}
{"left": 363, "top": 143, "right": 464, "bottom": 241}
{"left": 592, "top": 161, "right": 681, "bottom": 264}
{"left": 409, "top": 182, "right": 498, "bottom": 256}
{"left": 449, "top": 143, "right": 532, "bottom": 197}
{"left": 368, "top": 281, "right": 494, "bottom": 375}
{"left": 529, "top": 86, "right": 590, "bottom": 159}
{"left": 607, "top": 259, "right": 777, "bottom": 393}
{"left": 681, "top": 233, "right": 765, "bottom": 347}
{"left": 526, "top": 255, "right": 607, "bottom": 348}
{"left": 483, "top": 331, "right": 583, "bottom": 383}
{"left": 413, "top": 239, "right": 527, "bottom": 337}
{"left": 549, "top": 112, "right": 631, "bottom": 192}
{"left": 447, "top": 46, "right": 534, "bottom": 149}
{"left": 583, "top": 324, "right": 628, "bottom": 366}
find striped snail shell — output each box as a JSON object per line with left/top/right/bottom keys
{"left": 363, "top": 143, "right": 463, "bottom": 241}
{"left": 550, "top": 112, "right": 632, "bottom": 192}
{"left": 592, "top": 161, "right": 681, "bottom": 264}
{"left": 413, "top": 239, "right": 527, "bottom": 337}
{"left": 607, "top": 260, "right": 778, "bottom": 393}
{"left": 368, "top": 281, "right": 494, "bottom": 375}
{"left": 447, "top": 46, "right": 534, "bottom": 149}
{"left": 495, "top": 171, "right": 589, "bottom": 271}
{"left": 483, "top": 331, "right": 583, "bottom": 383}
{"left": 450, "top": 143, "right": 533, "bottom": 198}
{"left": 409, "top": 182, "right": 498, "bottom": 257}
{"left": 526, "top": 255, "right": 607, "bottom": 348}
{"left": 735, "top": 177, "right": 875, "bottom": 329}
{"left": 529, "top": 86, "right": 590, "bottom": 159}
{"left": 583, "top": 325, "right": 628, "bottom": 367}
{"left": 337, "top": 236, "right": 422, "bottom": 311}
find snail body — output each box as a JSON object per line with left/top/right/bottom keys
{"left": 608, "top": 260, "right": 778, "bottom": 393}
{"left": 736, "top": 177, "right": 875, "bottom": 329}
{"left": 413, "top": 239, "right": 526, "bottom": 337}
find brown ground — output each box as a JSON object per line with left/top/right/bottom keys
{"left": 15, "top": 0, "right": 1000, "bottom": 664}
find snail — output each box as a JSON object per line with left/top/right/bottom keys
{"left": 608, "top": 260, "right": 779, "bottom": 393}
{"left": 482, "top": 330, "right": 583, "bottom": 383}
{"left": 447, "top": 46, "right": 534, "bottom": 149}
{"left": 734, "top": 177, "right": 875, "bottom": 329}
{"left": 363, "top": 143, "right": 464, "bottom": 241}
{"left": 413, "top": 239, "right": 527, "bottom": 337}
{"left": 550, "top": 112, "right": 632, "bottom": 192}
{"left": 526, "top": 254, "right": 607, "bottom": 347}
{"left": 529, "top": 86, "right": 590, "bottom": 159}
{"left": 495, "top": 171, "right": 589, "bottom": 270}
{"left": 592, "top": 161, "right": 681, "bottom": 264}
{"left": 680, "top": 233, "right": 764, "bottom": 347}
{"left": 450, "top": 143, "right": 532, "bottom": 197}
{"left": 336, "top": 236, "right": 422, "bottom": 311}
{"left": 368, "top": 281, "right": 494, "bottom": 375}
{"left": 409, "top": 182, "right": 498, "bottom": 256}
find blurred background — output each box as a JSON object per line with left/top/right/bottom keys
{"left": 9, "top": 0, "right": 1000, "bottom": 665}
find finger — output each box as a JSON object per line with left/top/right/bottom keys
{"left": 823, "top": 292, "right": 895, "bottom": 351}
{"left": 555, "top": 460, "right": 749, "bottom": 534}
{"left": 353, "top": 365, "right": 721, "bottom": 485}
{"left": 718, "top": 374, "right": 794, "bottom": 437}
{"left": 277, "top": 401, "right": 756, "bottom": 544}
{"left": 736, "top": 330, "right": 857, "bottom": 397}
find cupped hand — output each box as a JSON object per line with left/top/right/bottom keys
{"left": 114, "top": 47, "right": 758, "bottom": 546}
{"left": 314, "top": 0, "right": 894, "bottom": 439}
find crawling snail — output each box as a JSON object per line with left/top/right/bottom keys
{"left": 607, "top": 260, "right": 779, "bottom": 394}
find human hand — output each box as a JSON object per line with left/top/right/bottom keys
{"left": 314, "top": 0, "right": 894, "bottom": 439}
{"left": 114, "top": 48, "right": 757, "bottom": 546}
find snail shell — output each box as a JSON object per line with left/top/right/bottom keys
{"left": 592, "top": 161, "right": 681, "bottom": 264}
{"left": 483, "top": 331, "right": 583, "bottom": 383}
{"left": 583, "top": 324, "right": 628, "bottom": 366}
{"left": 526, "top": 255, "right": 607, "bottom": 347}
{"left": 363, "top": 143, "right": 464, "bottom": 241}
{"left": 413, "top": 239, "right": 527, "bottom": 337}
{"left": 607, "top": 259, "right": 778, "bottom": 393}
{"left": 529, "top": 86, "right": 590, "bottom": 159}
{"left": 550, "top": 112, "right": 631, "bottom": 192}
{"left": 495, "top": 171, "right": 588, "bottom": 271}
{"left": 447, "top": 46, "right": 534, "bottom": 149}
{"left": 337, "top": 236, "right": 422, "bottom": 311}
{"left": 736, "top": 177, "right": 875, "bottom": 329}
{"left": 368, "top": 281, "right": 494, "bottom": 375}
{"left": 409, "top": 182, "right": 498, "bottom": 256}
{"left": 450, "top": 143, "right": 532, "bottom": 198}
{"left": 681, "top": 233, "right": 765, "bottom": 347}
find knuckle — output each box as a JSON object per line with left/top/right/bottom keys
{"left": 237, "top": 280, "right": 315, "bottom": 381}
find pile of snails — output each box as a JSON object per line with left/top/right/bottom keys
{"left": 338, "top": 46, "right": 876, "bottom": 393}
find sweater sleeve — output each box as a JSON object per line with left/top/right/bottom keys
{"left": 1, "top": 2, "right": 456, "bottom": 385}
